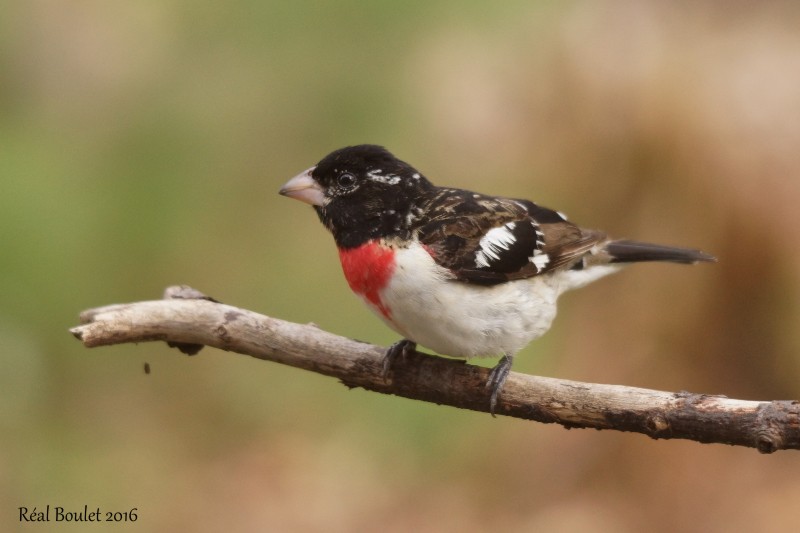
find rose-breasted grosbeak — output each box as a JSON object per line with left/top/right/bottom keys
{"left": 280, "top": 145, "right": 715, "bottom": 414}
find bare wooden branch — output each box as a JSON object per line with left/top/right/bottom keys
{"left": 70, "top": 288, "right": 800, "bottom": 453}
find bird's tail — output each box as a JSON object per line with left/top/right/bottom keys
{"left": 605, "top": 239, "right": 716, "bottom": 265}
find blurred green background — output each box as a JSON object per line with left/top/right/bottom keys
{"left": 3, "top": 1, "right": 800, "bottom": 531}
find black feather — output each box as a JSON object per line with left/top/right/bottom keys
{"left": 301, "top": 145, "right": 716, "bottom": 284}
{"left": 606, "top": 240, "right": 716, "bottom": 264}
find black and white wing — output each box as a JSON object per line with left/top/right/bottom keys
{"left": 414, "top": 189, "right": 607, "bottom": 285}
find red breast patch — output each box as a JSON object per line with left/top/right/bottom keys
{"left": 338, "top": 241, "right": 396, "bottom": 319}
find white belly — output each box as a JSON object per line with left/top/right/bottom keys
{"left": 367, "top": 244, "right": 562, "bottom": 358}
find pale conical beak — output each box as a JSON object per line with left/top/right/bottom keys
{"left": 279, "top": 166, "right": 325, "bottom": 206}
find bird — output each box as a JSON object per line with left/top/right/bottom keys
{"left": 279, "top": 144, "right": 715, "bottom": 415}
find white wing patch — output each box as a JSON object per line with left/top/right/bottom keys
{"left": 530, "top": 252, "right": 550, "bottom": 270}
{"left": 530, "top": 225, "right": 548, "bottom": 272}
{"left": 475, "top": 223, "right": 517, "bottom": 268}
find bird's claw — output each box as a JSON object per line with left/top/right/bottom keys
{"left": 486, "top": 354, "right": 513, "bottom": 417}
{"left": 383, "top": 339, "right": 416, "bottom": 381}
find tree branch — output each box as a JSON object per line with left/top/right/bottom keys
{"left": 70, "top": 286, "right": 800, "bottom": 453}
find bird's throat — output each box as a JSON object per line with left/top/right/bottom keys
{"left": 338, "top": 241, "right": 396, "bottom": 319}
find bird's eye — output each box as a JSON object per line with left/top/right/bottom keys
{"left": 337, "top": 172, "right": 357, "bottom": 189}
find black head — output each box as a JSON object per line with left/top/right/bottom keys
{"left": 280, "top": 145, "right": 434, "bottom": 248}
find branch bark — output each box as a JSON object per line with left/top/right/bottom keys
{"left": 70, "top": 287, "right": 800, "bottom": 453}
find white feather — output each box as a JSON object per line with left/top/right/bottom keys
{"left": 530, "top": 252, "right": 550, "bottom": 270}
{"left": 475, "top": 223, "right": 517, "bottom": 268}
{"left": 352, "top": 244, "right": 620, "bottom": 360}
{"left": 366, "top": 243, "right": 561, "bottom": 358}
{"left": 367, "top": 170, "right": 401, "bottom": 185}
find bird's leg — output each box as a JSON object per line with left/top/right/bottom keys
{"left": 486, "top": 354, "right": 514, "bottom": 416}
{"left": 383, "top": 339, "right": 416, "bottom": 380}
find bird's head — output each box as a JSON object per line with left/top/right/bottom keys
{"left": 280, "top": 145, "right": 434, "bottom": 248}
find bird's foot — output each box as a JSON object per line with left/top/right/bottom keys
{"left": 383, "top": 339, "right": 416, "bottom": 381}
{"left": 486, "top": 354, "right": 514, "bottom": 417}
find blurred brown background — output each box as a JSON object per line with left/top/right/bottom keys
{"left": 2, "top": 1, "right": 800, "bottom": 531}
